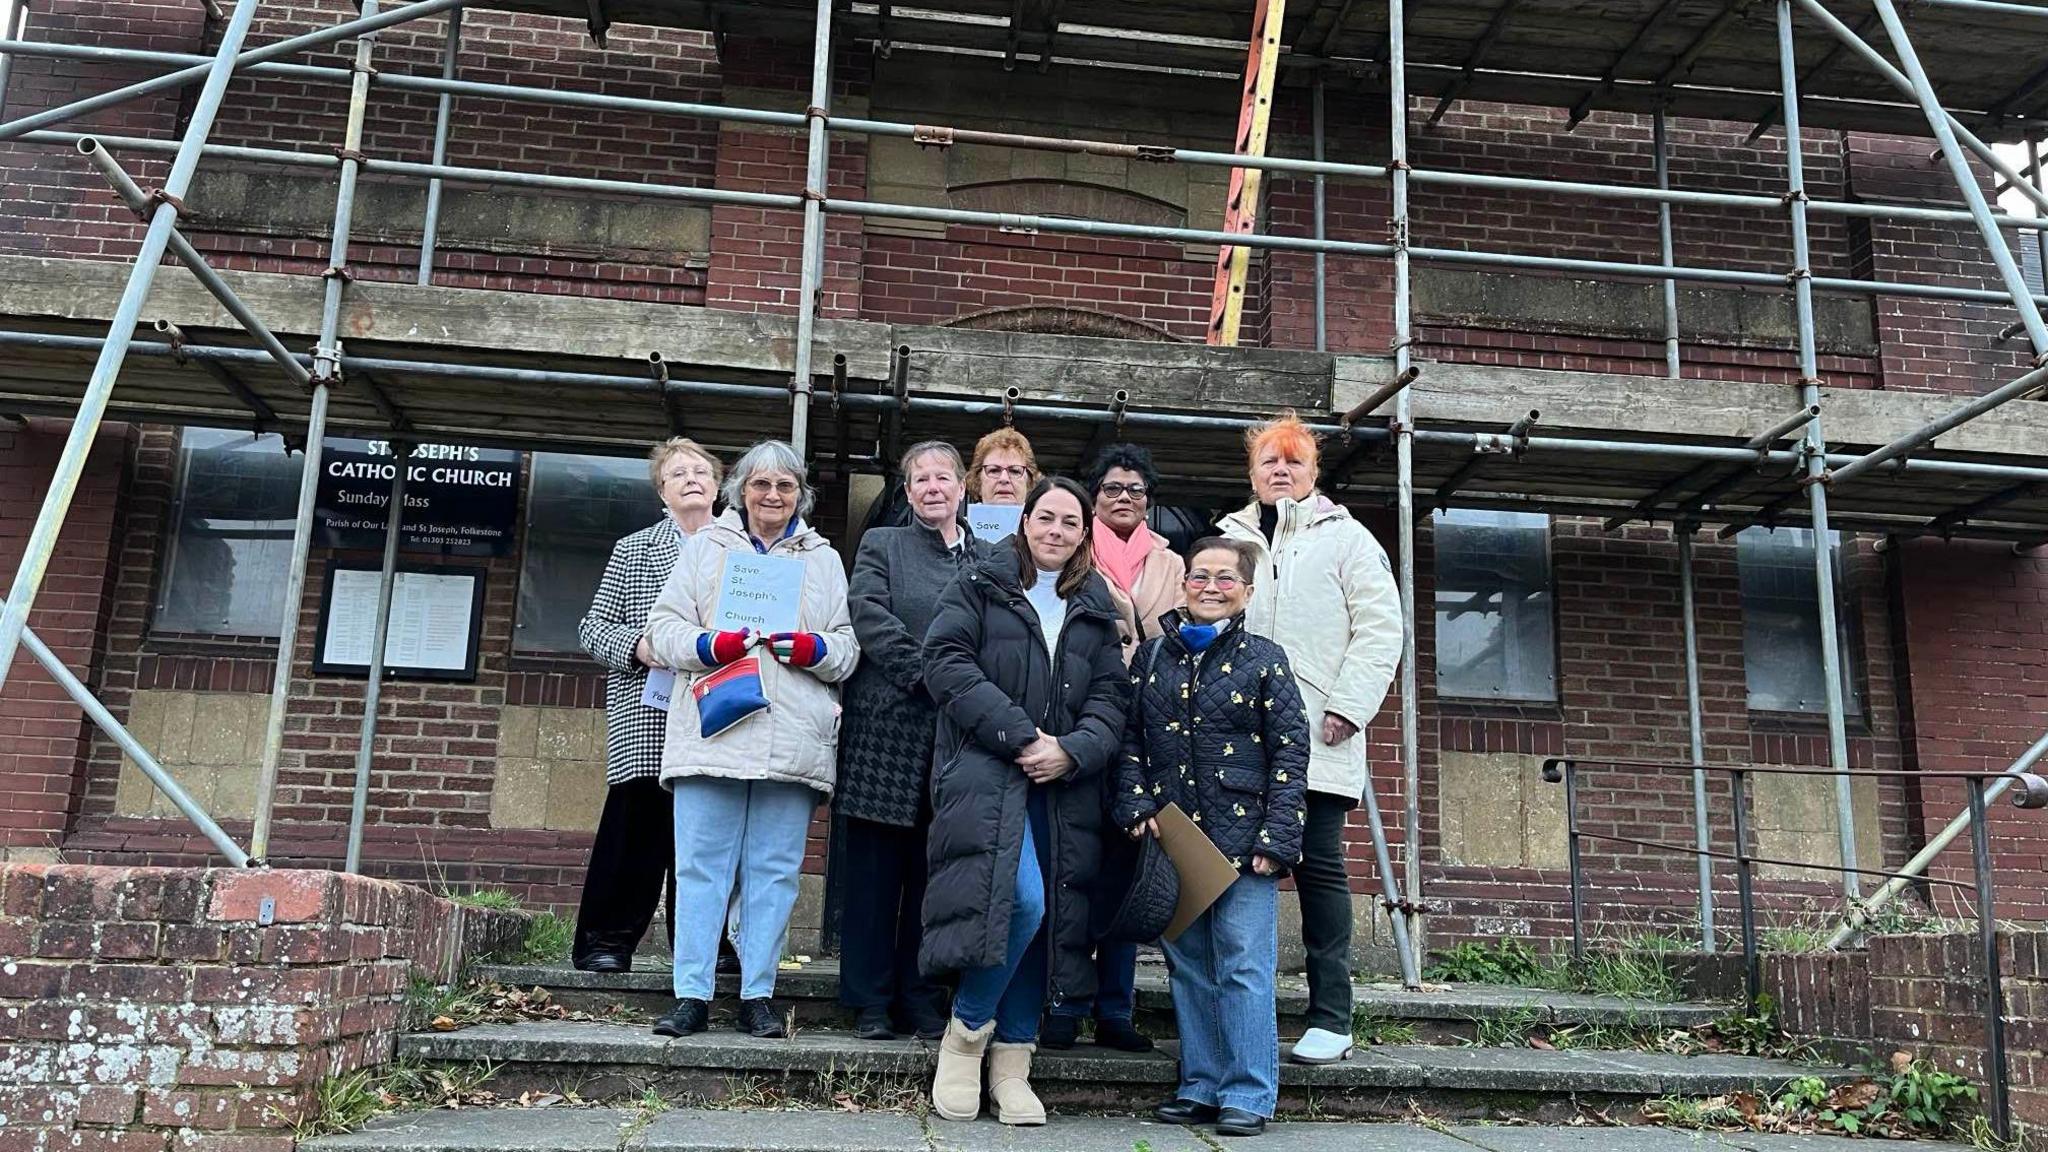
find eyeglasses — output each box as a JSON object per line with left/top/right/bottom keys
{"left": 1185, "top": 572, "right": 1243, "bottom": 589}
{"left": 1098, "top": 482, "right": 1149, "bottom": 500}
{"left": 980, "top": 464, "right": 1030, "bottom": 479}
{"left": 665, "top": 463, "right": 714, "bottom": 480}
{"left": 745, "top": 478, "right": 800, "bottom": 496}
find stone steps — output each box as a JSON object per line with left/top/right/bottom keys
{"left": 303, "top": 1102, "right": 1972, "bottom": 1152}
{"left": 475, "top": 959, "right": 1725, "bottom": 1041}
{"left": 398, "top": 1020, "right": 1854, "bottom": 1121}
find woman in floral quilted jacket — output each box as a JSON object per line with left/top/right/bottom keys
{"left": 1115, "top": 536, "right": 1309, "bottom": 1138}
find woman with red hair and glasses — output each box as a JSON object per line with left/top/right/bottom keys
{"left": 1218, "top": 413, "right": 1403, "bottom": 1067}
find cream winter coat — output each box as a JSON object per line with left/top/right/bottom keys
{"left": 1219, "top": 494, "right": 1403, "bottom": 801}
{"left": 645, "top": 509, "right": 859, "bottom": 796}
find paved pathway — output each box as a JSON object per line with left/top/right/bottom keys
{"left": 304, "top": 1105, "right": 1969, "bottom": 1152}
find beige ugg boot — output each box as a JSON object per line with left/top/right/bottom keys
{"left": 987, "top": 1041, "right": 1046, "bottom": 1126}
{"left": 930, "top": 1016, "right": 994, "bottom": 1122}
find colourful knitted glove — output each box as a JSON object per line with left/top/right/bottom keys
{"left": 696, "top": 628, "right": 753, "bottom": 667}
{"left": 765, "top": 631, "right": 826, "bottom": 668}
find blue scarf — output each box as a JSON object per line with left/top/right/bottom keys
{"left": 1177, "top": 620, "right": 1220, "bottom": 653}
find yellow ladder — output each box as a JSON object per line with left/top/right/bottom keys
{"left": 1207, "top": 0, "right": 1289, "bottom": 347}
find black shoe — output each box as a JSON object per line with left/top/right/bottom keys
{"left": 1093, "top": 1017, "right": 1154, "bottom": 1053}
{"left": 1215, "top": 1108, "right": 1266, "bottom": 1137}
{"left": 901, "top": 1003, "right": 947, "bottom": 1042}
{"left": 1039, "top": 1013, "right": 1080, "bottom": 1050}
{"left": 1155, "top": 1099, "right": 1220, "bottom": 1125}
{"left": 716, "top": 948, "right": 741, "bottom": 977}
{"left": 652, "top": 998, "right": 708, "bottom": 1037}
{"left": 852, "top": 1007, "right": 895, "bottom": 1041}
{"left": 736, "top": 998, "right": 786, "bottom": 1038}
{"left": 580, "top": 953, "right": 628, "bottom": 974}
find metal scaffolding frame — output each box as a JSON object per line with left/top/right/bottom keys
{"left": 1, "top": 0, "right": 2046, "bottom": 998}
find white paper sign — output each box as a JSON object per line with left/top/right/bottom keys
{"left": 320, "top": 570, "right": 476, "bottom": 672}
{"left": 967, "top": 503, "right": 1022, "bottom": 543}
{"left": 641, "top": 667, "right": 676, "bottom": 712}
{"left": 712, "top": 551, "right": 806, "bottom": 636}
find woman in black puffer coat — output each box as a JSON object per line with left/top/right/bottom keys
{"left": 920, "top": 477, "right": 1129, "bottom": 1128}
{"left": 1115, "top": 537, "right": 1309, "bottom": 1137}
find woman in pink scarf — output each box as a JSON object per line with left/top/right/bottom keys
{"left": 1088, "top": 444, "right": 1187, "bottom": 653}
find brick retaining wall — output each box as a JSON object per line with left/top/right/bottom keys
{"left": 0, "top": 864, "right": 526, "bottom": 1152}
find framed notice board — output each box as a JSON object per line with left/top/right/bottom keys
{"left": 313, "top": 562, "right": 488, "bottom": 682}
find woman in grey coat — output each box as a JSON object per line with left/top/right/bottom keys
{"left": 836, "top": 441, "right": 989, "bottom": 1041}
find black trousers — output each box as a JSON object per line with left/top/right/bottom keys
{"left": 1296, "top": 791, "right": 1357, "bottom": 1034}
{"left": 573, "top": 776, "right": 677, "bottom": 964}
{"left": 836, "top": 814, "right": 944, "bottom": 1016}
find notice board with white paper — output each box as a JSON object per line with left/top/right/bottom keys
{"left": 313, "top": 563, "right": 486, "bottom": 681}
{"left": 711, "top": 551, "right": 805, "bottom": 636}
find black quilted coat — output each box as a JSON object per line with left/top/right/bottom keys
{"left": 1113, "top": 612, "right": 1311, "bottom": 874}
{"left": 918, "top": 553, "right": 1130, "bottom": 1005}
{"left": 836, "top": 517, "right": 989, "bottom": 827}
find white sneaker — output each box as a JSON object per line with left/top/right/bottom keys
{"left": 1287, "top": 1027, "right": 1355, "bottom": 1065}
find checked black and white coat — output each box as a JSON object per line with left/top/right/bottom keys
{"left": 579, "top": 519, "right": 688, "bottom": 785}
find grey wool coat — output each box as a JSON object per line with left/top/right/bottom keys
{"left": 835, "top": 515, "right": 990, "bottom": 827}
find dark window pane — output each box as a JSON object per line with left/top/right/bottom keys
{"left": 1434, "top": 509, "right": 1556, "bottom": 702}
{"left": 1736, "top": 527, "right": 1862, "bottom": 715}
{"left": 155, "top": 429, "right": 307, "bottom": 637}
{"left": 516, "top": 453, "right": 659, "bottom": 654}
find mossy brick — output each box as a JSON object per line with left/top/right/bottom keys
{"left": 0, "top": 867, "right": 48, "bottom": 916}
{"left": 35, "top": 1129, "right": 169, "bottom": 1152}
{"left": 209, "top": 871, "right": 340, "bottom": 926}
{"left": 97, "top": 923, "right": 161, "bottom": 961}
{"left": 42, "top": 868, "right": 123, "bottom": 919}
{"left": 171, "top": 1134, "right": 295, "bottom": 1152}
{"left": 0, "top": 915, "right": 31, "bottom": 957}
{"left": 176, "top": 1047, "right": 308, "bottom": 1089}
{"left": 160, "top": 926, "right": 225, "bottom": 962}
{"left": 189, "top": 966, "right": 339, "bottom": 1005}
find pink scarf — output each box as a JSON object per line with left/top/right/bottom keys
{"left": 1092, "top": 521, "right": 1156, "bottom": 595}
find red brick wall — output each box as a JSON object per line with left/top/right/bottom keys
{"left": 0, "top": 419, "right": 134, "bottom": 859}
{"left": 1891, "top": 538, "right": 2048, "bottom": 921}
{"left": 0, "top": 863, "right": 526, "bottom": 1152}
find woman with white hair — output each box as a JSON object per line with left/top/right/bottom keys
{"left": 571, "top": 436, "right": 721, "bottom": 974}
{"left": 644, "top": 440, "right": 859, "bottom": 1039}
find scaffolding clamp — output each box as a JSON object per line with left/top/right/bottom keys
{"left": 996, "top": 213, "right": 1038, "bottom": 236}
{"left": 912, "top": 124, "right": 954, "bottom": 149}
{"left": 154, "top": 320, "right": 188, "bottom": 365}
{"left": 146, "top": 188, "right": 188, "bottom": 216}
{"left": 800, "top": 187, "right": 827, "bottom": 204}
{"left": 323, "top": 265, "right": 355, "bottom": 283}
{"left": 1001, "top": 386, "right": 1019, "bottom": 427}
{"left": 311, "top": 344, "right": 345, "bottom": 385}
{"left": 1134, "top": 145, "right": 1176, "bottom": 164}
{"left": 1786, "top": 266, "right": 1810, "bottom": 283}
{"left": 333, "top": 146, "right": 369, "bottom": 165}
{"left": 1781, "top": 188, "right": 1809, "bottom": 204}
{"left": 805, "top": 104, "right": 828, "bottom": 122}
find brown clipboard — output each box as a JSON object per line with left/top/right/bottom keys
{"left": 1155, "top": 802, "right": 1241, "bottom": 942}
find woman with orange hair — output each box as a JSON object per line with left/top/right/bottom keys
{"left": 1218, "top": 413, "right": 1403, "bottom": 1067}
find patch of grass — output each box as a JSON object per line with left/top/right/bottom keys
{"left": 442, "top": 888, "right": 523, "bottom": 911}
{"left": 1425, "top": 934, "right": 1683, "bottom": 1001}
{"left": 1642, "top": 1093, "right": 1749, "bottom": 1130}
{"left": 710, "top": 1075, "right": 789, "bottom": 1110}
{"left": 290, "top": 1060, "right": 500, "bottom": 1140}
{"left": 618, "top": 1087, "right": 670, "bottom": 1143}
{"left": 1425, "top": 939, "right": 1550, "bottom": 986}
{"left": 1468, "top": 1005, "right": 1545, "bottom": 1049}
{"left": 1642, "top": 1054, "right": 1982, "bottom": 1140}
{"left": 1351, "top": 1011, "right": 1418, "bottom": 1046}
{"left": 514, "top": 912, "right": 574, "bottom": 965}
{"left": 1577, "top": 935, "right": 1683, "bottom": 1001}
{"left": 402, "top": 974, "right": 495, "bottom": 1032}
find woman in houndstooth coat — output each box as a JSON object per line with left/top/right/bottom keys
{"left": 570, "top": 437, "right": 722, "bottom": 973}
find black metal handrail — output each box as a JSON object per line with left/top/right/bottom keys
{"left": 1543, "top": 755, "right": 2048, "bottom": 1142}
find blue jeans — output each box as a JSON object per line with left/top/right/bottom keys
{"left": 1050, "top": 941, "right": 1137, "bottom": 1023}
{"left": 952, "top": 815, "right": 1047, "bottom": 1044}
{"left": 1164, "top": 874, "right": 1279, "bottom": 1117}
{"left": 670, "top": 776, "right": 817, "bottom": 1001}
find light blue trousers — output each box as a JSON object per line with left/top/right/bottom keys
{"left": 670, "top": 776, "right": 817, "bottom": 1001}
{"left": 1163, "top": 874, "right": 1280, "bottom": 1117}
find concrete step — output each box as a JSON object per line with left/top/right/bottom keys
{"left": 475, "top": 958, "right": 1726, "bottom": 1042}
{"left": 302, "top": 1103, "right": 1970, "bottom": 1152}
{"left": 399, "top": 1020, "right": 1854, "bottom": 1121}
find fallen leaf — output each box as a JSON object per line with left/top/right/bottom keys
{"left": 1528, "top": 1036, "right": 1556, "bottom": 1051}
{"left": 832, "top": 1093, "right": 863, "bottom": 1113}
{"left": 1889, "top": 1050, "right": 1914, "bottom": 1074}
{"left": 430, "top": 1015, "right": 457, "bottom": 1031}
{"left": 1828, "top": 1080, "right": 1882, "bottom": 1111}
{"left": 1730, "top": 1091, "right": 1761, "bottom": 1123}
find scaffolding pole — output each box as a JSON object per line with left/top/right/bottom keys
{"left": 0, "top": 0, "right": 27, "bottom": 121}
{"left": 0, "top": 0, "right": 259, "bottom": 696}
{"left": 251, "top": 0, "right": 381, "bottom": 863}
{"left": 0, "top": 0, "right": 465, "bottom": 141}
{"left": 1777, "top": 0, "right": 1859, "bottom": 902}
{"left": 1653, "top": 106, "right": 1681, "bottom": 380}
{"left": 1313, "top": 74, "right": 1327, "bottom": 354}
{"left": 344, "top": 442, "right": 409, "bottom": 873}
{"left": 786, "top": 0, "right": 833, "bottom": 455}
{"left": 1677, "top": 527, "right": 1715, "bottom": 950}
{"left": 1389, "top": 0, "right": 1425, "bottom": 987}
{"left": 417, "top": 6, "right": 461, "bottom": 285}
{"left": 0, "top": 596, "right": 251, "bottom": 867}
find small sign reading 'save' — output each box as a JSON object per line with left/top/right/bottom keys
{"left": 712, "top": 552, "right": 805, "bottom": 636}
